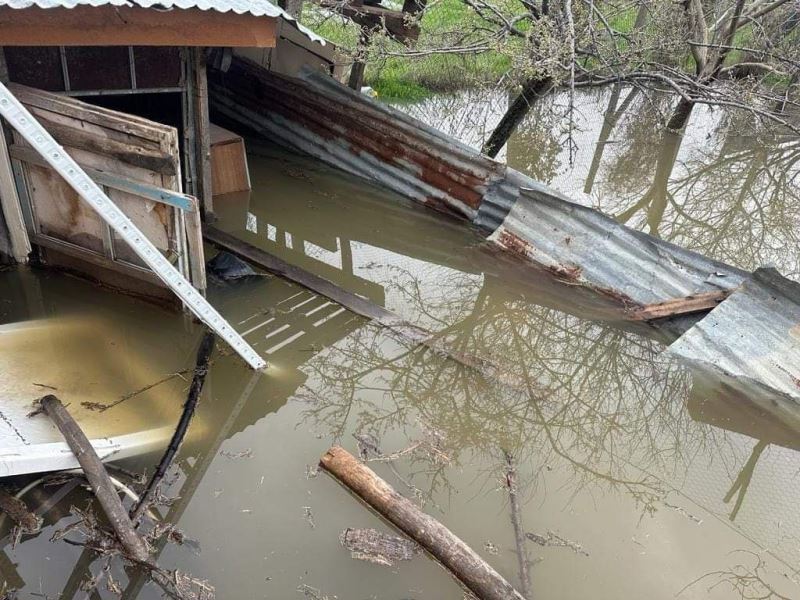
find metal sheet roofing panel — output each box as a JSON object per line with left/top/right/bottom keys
{"left": 210, "top": 61, "right": 751, "bottom": 324}
{"left": 0, "top": 0, "right": 327, "bottom": 45}
{"left": 667, "top": 268, "right": 800, "bottom": 405}
{"left": 488, "top": 179, "right": 748, "bottom": 307}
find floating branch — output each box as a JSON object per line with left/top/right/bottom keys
{"left": 319, "top": 445, "right": 525, "bottom": 600}
{"left": 37, "top": 395, "right": 150, "bottom": 563}
{"left": 131, "top": 331, "right": 216, "bottom": 525}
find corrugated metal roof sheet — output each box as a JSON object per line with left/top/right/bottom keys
{"left": 0, "top": 0, "right": 327, "bottom": 45}
{"left": 667, "top": 268, "right": 800, "bottom": 406}
{"left": 208, "top": 60, "right": 747, "bottom": 328}
{"left": 488, "top": 181, "right": 747, "bottom": 308}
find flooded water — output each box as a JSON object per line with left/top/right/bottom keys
{"left": 2, "top": 89, "right": 800, "bottom": 600}
{"left": 401, "top": 86, "right": 800, "bottom": 278}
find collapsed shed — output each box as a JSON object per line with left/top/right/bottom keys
{"left": 0, "top": 0, "right": 798, "bottom": 480}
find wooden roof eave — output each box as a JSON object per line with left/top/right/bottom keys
{"left": 0, "top": 5, "right": 278, "bottom": 47}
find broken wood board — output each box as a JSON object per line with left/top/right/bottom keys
{"left": 8, "top": 83, "right": 206, "bottom": 292}
{"left": 628, "top": 289, "right": 733, "bottom": 321}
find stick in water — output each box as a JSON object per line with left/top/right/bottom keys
{"left": 319, "top": 446, "right": 526, "bottom": 600}
{"left": 38, "top": 395, "right": 150, "bottom": 563}
{"left": 130, "top": 331, "right": 216, "bottom": 525}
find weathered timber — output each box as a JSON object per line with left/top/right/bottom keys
{"left": 629, "top": 289, "right": 733, "bottom": 321}
{"left": 37, "top": 395, "right": 150, "bottom": 563}
{"left": 320, "top": 446, "right": 525, "bottom": 600}
{"left": 28, "top": 117, "right": 176, "bottom": 176}
{"left": 130, "top": 331, "right": 216, "bottom": 525}
{"left": 0, "top": 488, "right": 41, "bottom": 533}
{"left": 204, "top": 226, "right": 495, "bottom": 375}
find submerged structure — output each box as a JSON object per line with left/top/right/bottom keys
{"left": 0, "top": 7, "right": 800, "bottom": 598}
{"left": 0, "top": 0, "right": 799, "bottom": 471}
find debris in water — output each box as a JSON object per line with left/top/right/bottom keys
{"left": 297, "top": 584, "right": 333, "bottom": 600}
{"left": 32, "top": 382, "right": 57, "bottom": 391}
{"left": 303, "top": 506, "right": 316, "bottom": 529}
{"left": 526, "top": 530, "right": 589, "bottom": 556}
{"left": 207, "top": 251, "right": 264, "bottom": 281}
{"left": 220, "top": 448, "right": 254, "bottom": 460}
{"left": 339, "top": 528, "right": 420, "bottom": 566}
{"left": 484, "top": 541, "right": 499, "bottom": 556}
{"left": 320, "top": 446, "right": 525, "bottom": 600}
{"left": 664, "top": 502, "right": 703, "bottom": 524}
{"left": 0, "top": 487, "right": 42, "bottom": 536}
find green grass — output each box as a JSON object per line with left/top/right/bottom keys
{"left": 305, "top": 0, "right": 513, "bottom": 100}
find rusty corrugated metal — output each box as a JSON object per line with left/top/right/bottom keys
{"left": 488, "top": 181, "right": 748, "bottom": 308}
{"left": 210, "top": 57, "right": 509, "bottom": 222}
{"left": 668, "top": 268, "right": 800, "bottom": 406}
{"left": 208, "top": 60, "right": 748, "bottom": 319}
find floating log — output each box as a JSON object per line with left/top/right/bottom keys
{"left": 319, "top": 446, "right": 525, "bottom": 600}
{"left": 628, "top": 289, "right": 733, "bottom": 321}
{"left": 38, "top": 395, "right": 150, "bottom": 563}
{"left": 130, "top": 331, "right": 216, "bottom": 525}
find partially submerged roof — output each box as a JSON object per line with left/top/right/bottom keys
{"left": 668, "top": 268, "right": 800, "bottom": 406}
{"left": 0, "top": 0, "right": 326, "bottom": 47}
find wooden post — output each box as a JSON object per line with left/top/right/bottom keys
{"left": 38, "top": 395, "right": 150, "bottom": 563}
{"left": 320, "top": 446, "right": 526, "bottom": 600}
{"left": 190, "top": 47, "right": 214, "bottom": 220}
{"left": 348, "top": 30, "right": 371, "bottom": 91}
{"left": 0, "top": 47, "right": 31, "bottom": 264}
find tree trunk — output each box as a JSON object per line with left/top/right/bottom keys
{"left": 320, "top": 446, "right": 526, "bottom": 600}
{"left": 665, "top": 96, "right": 695, "bottom": 131}
{"left": 483, "top": 78, "right": 552, "bottom": 158}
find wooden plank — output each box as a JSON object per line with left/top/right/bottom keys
{"left": 10, "top": 144, "right": 195, "bottom": 212}
{"left": 0, "top": 121, "right": 30, "bottom": 262}
{"left": 0, "top": 6, "right": 278, "bottom": 48}
{"left": 192, "top": 48, "right": 214, "bottom": 218}
{"left": 628, "top": 289, "right": 733, "bottom": 321}
{"left": 210, "top": 128, "right": 251, "bottom": 195}
{"left": 9, "top": 83, "right": 172, "bottom": 140}
{"left": 26, "top": 115, "right": 176, "bottom": 176}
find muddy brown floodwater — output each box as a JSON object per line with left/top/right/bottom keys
{"left": 1, "top": 88, "right": 800, "bottom": 600}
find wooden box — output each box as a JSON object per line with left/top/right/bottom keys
{"left": 210, "top": 123, "right": 251, "bottom": 196}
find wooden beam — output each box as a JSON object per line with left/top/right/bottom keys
{"left": 628, "top": 289, "right": 733, "bottom": 321}
{"left": 190, "top": 48, "right": 214, "bottom": 218}
{"left": 0, "top": 6, "right": 278, "bottom": 48}
{"left": 38, "top": 395, "right": 150, "bottom": 564}
{"left": 0, "top": 121, "right": 31, "bottom": 263}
